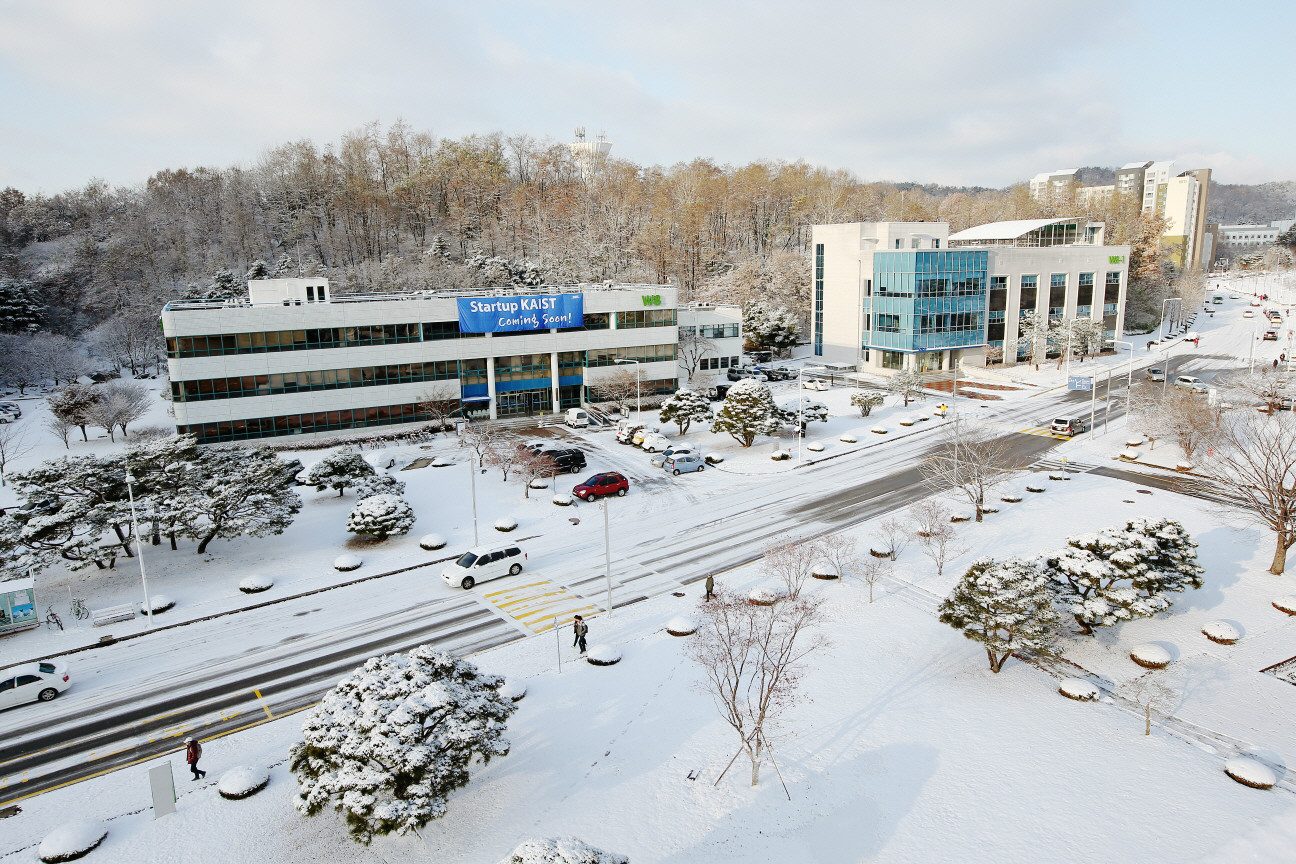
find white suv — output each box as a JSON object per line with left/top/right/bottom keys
{"left": 441, "top": 544, "right": 526, "bottom": 590}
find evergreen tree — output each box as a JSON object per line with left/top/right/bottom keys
{"left": 180, "top": 446, "right": 301, "bottom": 554}
{"left": 290, "top": 647, "right": 515, "bottom": 844}
{"left": 710, "top": 378, "right": 782, "bottom": 447}
{"left": 272, "top": 254, "right": 295, "bottom": 276}
{"left": 352, "top": 473, "right": 406, "bottom": 500}
{"left": 245, "top": 260, "right": 270, "bottom": 279}
{"left": 742, "top": 301, "right": 800, "bottom": 356}
{"left": 0, "top": 277, "right": 43, "bottom": 333}
{"left": 499, "top": 838, "right": 629, "bottom": 864}
{"left": 1044, "top": 519, "right": 1202, "bottom": 635}
{"left": 304, "top": 449, "right": 376, "bottom": 496}
{"left": 658, "top": 388, "right": 714, "bottom": 435}
{"left": 939, "top": 557, "right": 1057, "bottom": 673}
{"left": 346, "top": 494, "right": 415, "bottom": 539}
{"left": 126, "top": 435, "right": 203, "bottom": 550}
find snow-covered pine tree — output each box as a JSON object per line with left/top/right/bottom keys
{"left": 742, "top": 301, "right": 800, "bottom": 356}
{"left": 346, "top": 494, "right": 415, "bottom": 540}
{"left": 0, "top": 277, "right": 44, "bottom": 333}
{"left": 245, "top": 260, "right": 270, "bottom": 280}
{"left": 498, "top": 837, "right": 630, "bottom": 864}
{"left": 290, "top": 647, "right": 516, "bottom": 844}
{"left": 126, "top": 434, "right": 203, "bottom": 549}
{"left": 304, "top": 449, "right": 376, "bottom": 496}
{"left": 658, "top": 388, "right": 714, "bottom": 435}
{"left": 1044, "top": 520, "right": 1202, "bottom": 635}
{"left": 938, "top": 557, "right": 1057, "bottom": 673}
{"left": 710, "top": 378, "right": 782, "bottom": 447}
{"left": 271, "top": 253, "right": 295, "bottom": 276}
{"left": 352, "top": 473, "right": 406, "bottom": 500}
{"left": 180, "top": 446, "right": 301, "bottom": 554}
{"left": 885, "top": 368, "right": 927, "bottom": 407}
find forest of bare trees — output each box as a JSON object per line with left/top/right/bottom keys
{"left": 0, "top": 121, "right": 1217, "bottom": 354}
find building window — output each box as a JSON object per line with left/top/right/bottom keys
{"left": 881, "top": 350, "right": 905, "bottom": 370}
{"left": 558, "top": 311, "right": 610, "bottom": 333}
{"left": 813, "top": 243, "right": 824, "bottom": 356}
{"left": 616, "top": 309, "right": 677, "bottom": 329}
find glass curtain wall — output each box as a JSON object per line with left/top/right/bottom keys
{"left": 867, "top": 251, "right": 988, "bottom": 354}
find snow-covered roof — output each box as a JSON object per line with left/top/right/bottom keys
{"left": 0, "top": 577, "right": 34, "bottom": 593}
{"left": 948, "top": 218, "right": 1087, "bottom": 242}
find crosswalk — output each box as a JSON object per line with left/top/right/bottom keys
{"left": 1017, "top": 426, "right": 1073, "bottom": 440}
{"left": 480, "top": 579, "right": 603, "bottom": 634}
{"left": 1032, "top": 457, "right": 1101, "bottom": 474}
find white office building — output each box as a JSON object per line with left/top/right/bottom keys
{"left": 810, "top": 219, "right": 1129, "bottom": 373}
{"left": 161, "top": 279, "right": 740, "bottom": 444}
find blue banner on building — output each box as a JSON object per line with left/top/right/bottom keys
{"left": 457, "top": 294, "right": 583, "bottom": 333}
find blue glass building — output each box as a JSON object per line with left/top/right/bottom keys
{"left": 864, "top": 250, "right": 988, "bottom": 370}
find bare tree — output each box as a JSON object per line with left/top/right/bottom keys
{"left": 1192, "top": 410, "right": 1296, "bottom": 573}
{"left": 684, "top": 588, "right": 826, "bottom": 787}
{"left": 876, "top": 516, "right": 910, "bottom": 561}
{"left": 885, "top": 368, "right": 927, "bottom": 407}
{"left": 587, "top": 368, "right": 641, "bottom": 416}
{"left": 1216, "top": 368, "right": 1296, "bottom": 414}
{"left": 85, "top": 381, "right": 152, "bottom": 441}
{"left": 417, "top": 383, "right": 461, "bottom": 433}
{"left": 459, "top": 423, "right": 501, "bottom": 469}
{"left": 762, "top": 534, "right": 823, "bottom": 600}
{"left": 1131, "top": 387, "right": 1224, "bottom": 462}
{"left": 919, "top": 419, "right": 1021, "bottom": 521}
{"left": 910, "top": 500, "right": 967, "bottom": 578}
{"left": 484, "top": 435, "right": 525, "bottom": 482}
{"left": 1120, "top": 672, "right": 1178, "bottom": 736}
{"left": 0, "top": 424, "right": 33, "bottom": 486}
{"left": 89, "top": 312, "right": 163, "bottom": 375}
{"left": 860, "top": 556, "right": 892, "bottom": 603}
{"left": 517, "top": 450, "right": 558, "bottom": 499}
{"left": 677, "top": 329, "right": 717, "bottom": 384}
{"left": 817, "top": 533, "right": 861, "bottom": 587}
{"left": 45, "top": 414, "right": 74, "bottom": 450}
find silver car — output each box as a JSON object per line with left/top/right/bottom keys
{"left": 663, "top": 453, "right": 706, "bottom": 475}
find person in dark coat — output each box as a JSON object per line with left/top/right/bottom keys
{"left": 572, "top": 615, "right": 588, "bottom": 655}
{"left": 185, "top": 737, "right": 206, "bottom": 780}
{"left": 705, "top": 574, "right": 715, "bottom": 601}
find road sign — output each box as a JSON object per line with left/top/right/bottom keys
{"left": 1068, "top": 376, "right": 1093, "bottom": 391}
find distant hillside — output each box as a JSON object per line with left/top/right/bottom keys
{"left": 1207, "top": 181, "right": 1296, "bottom": 225}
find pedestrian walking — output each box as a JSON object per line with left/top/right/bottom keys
{"left": 1274, "top": 358, "right": 1280, "bottom": 369}
{"left": 1194, "top": 338, "right": 1199, "bottom": 348}
{"left": 704, "top": 574, "right": 715, "bottom": 601}
{"left": 1147, "top": 340, "right": 1154, "bottom": 352}
{"left": 572, "top": 615, "right": 588, "bottom": 655}
{"left": 184, "top": 737, "right": 206, "bottom": 780}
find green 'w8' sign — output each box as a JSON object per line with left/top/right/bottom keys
{"left": 1108, "top": 255, "right": 1126, "bottom": 264}
{"left": 642, "top": 294, "right": 661, "bottom": 306}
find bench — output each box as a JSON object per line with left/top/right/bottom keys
{"left": 92, "top": 603, "right": 137, "bottom": 627}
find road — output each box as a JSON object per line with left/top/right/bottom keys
{"left": 0, "top": 373, "right": 1154, "bottom": 805}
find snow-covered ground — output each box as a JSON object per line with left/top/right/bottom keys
{"left": 4, "top": 272, "right": 1296, "bottom": 860}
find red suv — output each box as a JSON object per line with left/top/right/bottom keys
{"left": 573, "top": 472, "right": 629, "bottom": 501}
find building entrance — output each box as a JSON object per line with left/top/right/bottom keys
{"left": 497, "top": 388, "right": 553, "bottom": 418}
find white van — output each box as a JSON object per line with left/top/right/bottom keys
{"left": 564, "top": 408, "right": 590, "bottom": 428}
{"left": 441, "top": 544, "right": 526, "bottom": 590}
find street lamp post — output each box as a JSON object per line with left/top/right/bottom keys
{"left": 602, "top": 498, "right": 613, "bottom": 619}
{"left": 613, "top": 358, "right": 642, "bottom": 422}
{"left": 1108, "top": 339, "right": 1135, "bottom": 433}
{"left": 469, "top": 458, "right": 480, "bottom": 546}
{"left": 1161, "top": 346, "right": 1172, "bottom": 398}
{"left": 123, "top": 471, "right": 155, "bottom": 628}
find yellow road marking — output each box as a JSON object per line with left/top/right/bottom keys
{"left": 495, "top": 589, "right": 570, "bottom": 610}
{"left": 483, "top": 581, "right": 547, "bottom": 597}
{"left": 254, "top": 689, "right": 274, "bottom": 719}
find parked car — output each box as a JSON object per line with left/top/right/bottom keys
{"left": 440, "top": 544, "right": 526, "bottom": 590}
{"left": 1243, "top": 309, "right": 1255, "bottom": 318}
{"left": 1174, "top": 375, "right": 1209, "bottom": 393}
{"left": 650, "top": 444, "right": 698, "bottom": 468}
{"left": 615, "top": 423, "right": 645, "bottom": 445}
{"left": 0, "top": 402, "right": 21, "bottom": 418}
{"left": 531, "top": 448, "right": 586, "bottom": 473}
{"left": 802, "top": 378, "right": 830, "bottom": 391}
{"left": 564, "top": 408, "right": 590, "bottom": 428}
{"left": 744, "top": 350, "right": 774, "bottom": 365}
{"left": 1264, "top": 330, "right": 1279, "bottom": 341}
{"left": 573, "top": 472, "right": 629, "bottom": 500}
{"left": 1229, "top": 294, "right": 1241, "bottom": 300}
{"left": 1146, "top": 368, "right": 1165, "bottom": 382}
{"left": 663, "top": 453, "right": 706, "bottom": 475}
{"left": 0, "top": 661, "right": 70, "bottom": 709}
{"left": 0, "top": 411, "right": 13, "bottom": 424}
{"left": 631, "top": 426, "right": 659, "bottom": 447}
{"left": 1049, "top": 417, "right": 1090, "bottom": 436}
{"left": 639, "top": 431, "right": 672, "bottom": 452}
{"left": 756, "top": 365, "right": 793, "bottom": 381}
{"left": 711, "top": 384, "right": 732, "bottom": 401}
{"left": 726, "top": 367, "right": 764, "bottom": 382}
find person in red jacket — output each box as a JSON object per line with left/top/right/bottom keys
{"left": 185, "top": 737, "right": 206, "bottom": 780}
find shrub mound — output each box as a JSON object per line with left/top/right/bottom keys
{"left": 1047, "top": 473, "right": 1071, "bottom": 481}
{"left": 497, "top": 837, "right": 629, "bottom": 864}
{"left": 552, "top": 494, "right": 574, "bottom": 506}
{"left": 1000, "top": 494, "right": 1023, "bottom": 503}
{"left": 981, "top": 505, "right": 999, "bottom": 514}
{"left": 585, "top": 644, "right": 622, "bottom": 666}
{"left": 497, "top": 679, "right": 527, "bottom": 702}
{"left": 419, "top": 533, "right": 448, "bottom": 551}
{"left": 810, "top": 563, "right": 839, "bottom": 580}
{"left": 1176, "top": 461, "right": 1194, "bottom": 472}
{"left": 1202, "top": 621, "right": 1240, "bottom": 645}
{"left": 806, "top": 441, "right": 824, "bottom": 452}
{"left": 1125, "top": 436, "right": 1145, "bottom": 447}
{"left": 218, "top": 765, "right": 270, "bottom": 800}
{"left": 771, "top": 451, "right": 791, "bottom": 461}
{"left": 494, "top": 517, "right": 518, "bottom": 532}
{"left": 1120, "top": 448, "right": 1140, "bottom": 460}
{"left": 839, "top": 434, "right": 857, "bottom": 443}
{"left": 333, "top": 553, "right": 363, "bottom": 572}
{"left": 950, "top": 512, "right": 972, "bottom": 523}
{"left": 870, "top": 425, "right": 888, "bottom": 434}
{"left": 1058, "top": 678, "right": 1101, "bottom": 701}
{"left": 1025, "top": 484, "right": 1047, "bottom": 493}
{"left": 869, "top": 547, "right": 891, "bottom": 558}
{"left": 705, "top": 454, "right": 724, "bottom": 465}
{"left": 528, "top": 478, "right": 549, "bottom": 489}
{"left": 139, "top": 594, "right": 175, "bottom": 614}
{"left": 665, "top": 615, "right": 697, "bottom": 636}
{"left": 1130, "top": 643, "right": 1172, "bottom": 669}
{"left": 747, "top": 586, "right": 784, "bottom": 606}
{"left": 431, "top": 456, "right": 453, "bottom": 467}
{"left": 38, "top": 820, "right": 108, "bottom": 863}
{"left": 1272, "top": 596, "right": 1296, "bottom": 616}
{"left": 1224, "top": 756, "right": 1277, "bottom": 789}
{"left": 238, "top": 574, "right": 273, "bottom": 594}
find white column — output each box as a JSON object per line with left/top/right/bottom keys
{"left": 550, "top": 350, "right": 560, "bottom": 415}
{"left": 486, "top": 355, "right": 497, "bottom": 420}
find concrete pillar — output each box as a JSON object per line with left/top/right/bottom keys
{"left": 486, "top": 356, "right": 497, "bottom": 420}
{"left": 550, "top": 350, "right": 560, "bottom": 415}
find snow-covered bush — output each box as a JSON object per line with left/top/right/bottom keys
{"left": 585, "top": 644, "right": 622, "bottom": 666}
{"left": 1130, "top": 643, "right": 1172, "bottom": 669}
{"left": 334, "top": 553, "right": 362, "bottom": 572}
{"left": 497, "top": 679, "right": 527, "bottom": 702}
{"left": 1202, "top": 621, "right": 1240, "bottom": 645}
{"left": 290, "top": 647, "right": 516, "bottom": 844}
{"left": 870, "top": 425, "right": 888, "bottom": 434}
{"left": 431, "top": 456, "right": 453, "bottom": 468}
{"left": 710, "top": 378, "right": 783, "bottom": 447}
{"left": 352, "top": 473, "right": 407, "bottom": 500}
{"left": 494, "top": 516, "right": 518, "bottom": 532}
{"left": 528, "top": 478, "right": 549, "bottom": 489}
{"left": 1125, "top": 436, "right": 1145, "bottom": 447}
{"left": 747, "top": 587, "right": 783, "bottom": 606}
{"left": 1119, "top": 448, "right": 1140, "bottom": 460}
{"left": 665, "top": 615, "right": 697, "bottom": 636}
{"left": 950, "top": 511, "right": 972, "bottom": 523}
{"left": 1047, "top": 473, "right": 1070, "bottom": 481}
{"left": 1000, "top": 493, "right": 1023, "bottom": 503}
{"left": 770, "top": 451, "right": 790, "bottom": 461}
{"left": 552, "top": 494, "right": 574, "bottom": 506}
{"left": 1224, "top": 756, "right": 1277, "bottom": 789}
{"left": 810, "top": 563, "right": 838, "bottom": 580}
{"left": 899, "top": 417, "right": 915, "bottom": 427}
{"left": 38, "top": 820, "right": 107, "bottom": 863}
{"left": 1025, "top": 482, "right": 1047, "bottom": 493}
{"left": 1058, "top": 678, "right": 1100, "bottom": 701}
{"left": 239, "top": 574, "right": 274, "bottom": 594}
{"left": 704, "top": 454, "right": 724, "bottom": 465}
{"left": 1272, "top": 596, "right": 1296, "bottom": 615}
{"left": 938, "top": 557, "right": 1058, "bottom": 673}
{"left": 851, "top": 392, "right": 884, "bottom": 417}
{"left": 497, "top": 837, "right": 629, "bottom": 864}
{"left": 140, "top": 594, "right": 175, "bottom": 614}
{"left": 346, "top": 494, "right": 416, "bottom": 540}
{"left": 304, "top": 449, "right": 376, "bottom": 496}
{"left": 806, "top": 442, "right": 824, "bottom": 452}
{"left": 1175, "top": 461, "right": 1194, "bottom": 472}
{"left": 659, "top": 388, "right": 714, "bottom": 435}
{"left": 981, "top": 505, "right": 999, "bottom": 514}
{"left": 218, "top": 765, "right": 270, "bottom": 800}
{"left": 419, "top": 533, "right": 447, "bottom": 551}
{"left": 839, "top": 434, "right": 857, "bottom": 444}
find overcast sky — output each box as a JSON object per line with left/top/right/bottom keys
{"left": 2, "top": 0, "right": 1292, "bottom": 194}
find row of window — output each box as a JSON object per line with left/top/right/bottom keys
{"left": 679, "top": 323, "right": 741, "bottom": 339}
{"left": 698, "top": 356, "right": 742, "bottom": 370}
{"left": 166, "top": 309, "right": 674, "bottom": 359}
{"left": 814, "top": 244, "right": 825, "bottom": 356}
{"left": 586, "top": 344, "right": 677, "bottom": 366}
{"left": 178, "top": 402, "right": 438, "bottom": 444}
{"left": 171, "top": 361, "right": 461, "bottom": 402}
